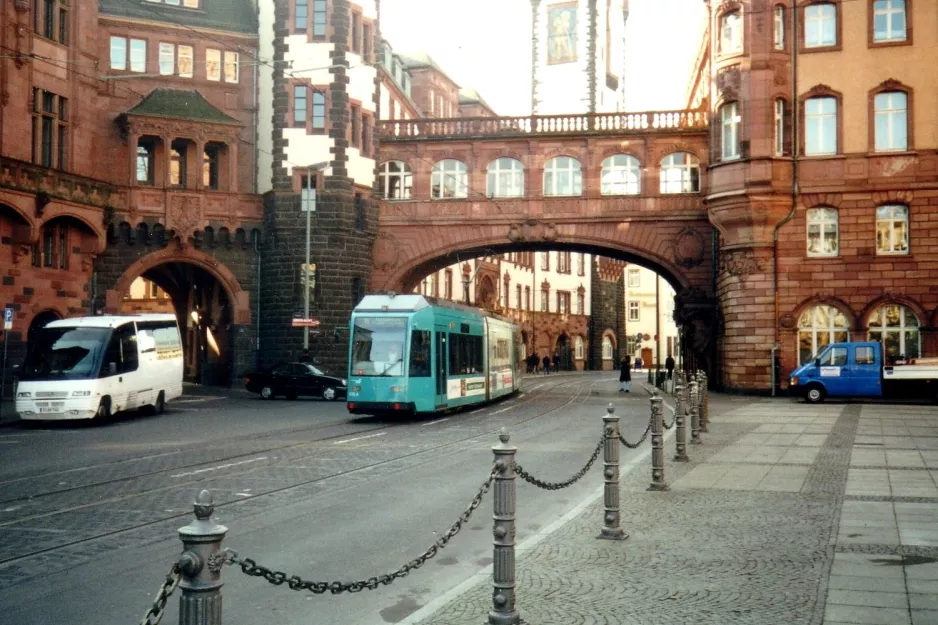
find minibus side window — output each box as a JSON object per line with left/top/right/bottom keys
{"left": 120, "top": 325, "right": 139, "bottom": 373}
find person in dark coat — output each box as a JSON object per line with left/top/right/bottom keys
{"left": 552, "top": 352, "right": 560, "bottom": 372}
{"left": 619, "top": 358, "right": 631, "bottom": 392}
{"left": 665, "top": 354, "right": 675, "bottom": 380}
{"left": 542, "top": 354, "right": 551, "bottom": 374}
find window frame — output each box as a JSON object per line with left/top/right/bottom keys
{"left": 543, "top": 156, "right": 583, "bottom": 197}
{"left": 720, "top": 101, "right": 741, "bottom": 161}
{"left": 158, "top": 42, "right": 176, "bottom": 76}
{"left": 32, "top": 88, "right": 68, "bottom": 170}
{"left": 378, "top": 160, "right": 413, "bottom": 200}
{"left": 800, "top": 88, "right": 842, "bottom": 157}
{"left": 870, "top": 84, "right": 912, "bottom": 153}
{"left": 774, "top": 5, "right": 786, "bottom": 50}
{"left": 869, "top": 0, "right": 911, "bottom": 48}
{"left": 774, "top": 98, "right": 788, "bottom": 156}
{"left": 875, "top": 204, "right": 909, "bottom": 256}
{"left": 806, "top": 207, "right": 839, "bottom": 257}
{"left": 223, "top": 52, "right": 240, "bottom": 83}
{"left": 35, "top": 0, "right": 69, "bottom": 45}
{"left": 719, "top": 10, "right": 744, "bottom": 55}
{"left": 796, "top": 304, "right": 850, "bottom": 366}
{"left": 627, "top": 268, "right": 640, "bottom": 288}
{"left": 628, "top": 301, "right": 640, "bottom": 322}
{"left": 867, "top": 303, "right": 921, "bottom": 361}
{"left": 600, "top": 154, "right": 641, "bottom": 195}
{"left": 136, "top": 141, "right": 155, "bottom": 185}
{"left": 177, "top": 44, "right": 194, "bottom": 79}
{"left": 205, "top": 48, "right": 221, "bottom": 81}
{"left": 292, "top": 0, "right": 329, "bottom": 41}
{"left": 659, "top": 152, "right": 701, "bottom": 194}
{"left": 430, "top": 159, "right": 469, "bottom": 199}
{"left": 800, "top": 1, "right": 841, "bottom": 52}
{"left": 34, "top": 221, "right": 69, "bottom": 270}
{"left": 486, "top": 157, "right": 525, "bottom": 198}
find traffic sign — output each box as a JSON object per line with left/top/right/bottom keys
{"left": 3, "top": 307, "right": 12, "bottom": 330}
{"left": 291, "top": 318, "right": 321, "bottom": 328}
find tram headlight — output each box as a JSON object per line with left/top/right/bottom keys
{"left": 341, "top": 379, "right": 347, "bottom": 386}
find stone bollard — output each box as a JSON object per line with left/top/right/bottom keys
{"left": 700, "top": 372, "right": 710, "bottom": 432}
{"left": 598, "top": 404, "right": 627, "bottom": 540}
{"left": 648, "top": 390, "right": 669, "bottom": 491}
{"left": 673, "top": 381, "right": 689, "bottom": 462}
{"left": 489, "top": 429, "right": 523, "bottom": 625}
{"left": 177, "top": 490, "right": 228, "bottom": 625}
{"left": 689, "top": 380, "right": 702, "bottom": 445}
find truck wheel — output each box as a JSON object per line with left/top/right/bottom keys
{"left": 805, "top": 385, "right": 826, "bottom": 404}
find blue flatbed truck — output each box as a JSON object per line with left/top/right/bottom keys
{"left": 789, "top": 342, "right": 938, "bottom": 404}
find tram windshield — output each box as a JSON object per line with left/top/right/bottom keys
{"left": 350, "top": 317, "right": 408, "bottom": 376}
{"left": 20, "top": 327, "right": 111, "bottom": 381}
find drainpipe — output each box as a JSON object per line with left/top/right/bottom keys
{"left": 253, "top": 233, "right": 262, "bottom": 370}
{"left": 771, "top": 4, "right": 801, "bottom": 391}
{"left": 252, "top": 47, "right": 259, "bottom": 193}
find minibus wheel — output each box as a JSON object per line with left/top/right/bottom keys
{"left": 95, "top": 398, "right": 111, "bottom": 420}
{"left": 805, "top": 385, "right": 826, "bottom": 404}
{"left": 155, "top": 392, "right": 166, "bottom": 414}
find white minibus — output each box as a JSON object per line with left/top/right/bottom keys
{"left": 15, "top": 314, "right": 184, "bottom": 421}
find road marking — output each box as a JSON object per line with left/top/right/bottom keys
{"left": 469, "top": 408, "right": 486, "bottom": 414}
{"left": 334, "top": 432, "right": 386, "bottom": 445}
{"left": 0, "top": 439, "right": 22, "bottom": 444}
{"left": 491, "top": 406, "right": 512, "bottom": 415}
{"left": 423, "top": 417, "right": 451, "bottom": 426}
{"left": 170, "top": 457, "right": 268, "bottom": 478}
{"left": 517, "top": 393, "right": 525, "bottom": 399}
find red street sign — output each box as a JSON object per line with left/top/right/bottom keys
{"left": 292, "top": 318, "right": 321, "bottom": 327}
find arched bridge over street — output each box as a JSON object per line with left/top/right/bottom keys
{"left": 373, "top": 110, "right": 715, "bottom": 303}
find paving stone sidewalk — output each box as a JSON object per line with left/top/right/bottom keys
{"left": 412, "top": 394, "right": 938, "bottom": 625}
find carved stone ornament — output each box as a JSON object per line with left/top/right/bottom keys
{"left": 720, "top": 248, "right": 765, "bottom": 277}
{"left": 169, "top": 195, "right": 201, "bottom": 244}
{"left": 372, "top": 231, "right": 400, "bottom": 270}
{"left": 507, "top": 220, "right": 559, "bottom": 243}
{"left": 779, "top": 313, "right": 796, "bottom": 330}
{"left": 716, "top": 66, "right": 741, "bottom": 100}
{"left": 672, "top": 228, "right": 705, "bottom": 269}
{"left": 716, "top": 0, "right": 743, "bottom": 14}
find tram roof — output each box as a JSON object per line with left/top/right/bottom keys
{"left": 45, "top": 314, "right": 178, "bottom": 329}
{"left": 354, "top": 294, "right": 514, "bottom": 323}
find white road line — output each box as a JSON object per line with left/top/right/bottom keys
{"left": 423, "top": 417, "right": 451, "bottom": 427}
{"left": 334, "top": 432, "right": 386, "bottom": 445}
{"left": 0, "top": 439, "right": 22, "bottom": 444}
{"left": 170, "top": 457, "right": 268, "bottom": 478}
{"left": 469, "top": 408, "right": 486, "bottom": 414}
{"left": 491, "top": 406, "right": 512, "bottom": 415}
{"left": 517, "top": 393, "right": 525, "bottom": 399}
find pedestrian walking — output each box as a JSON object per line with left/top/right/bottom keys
{"left": 552, "top": 352, "right": 560, "bottom": 373}
{"left": 542, "top": 354, "right": 551, "bottom": 375}
{"left": 619, "top": 358, "right": 631, "bottom": 393}
{"left": 634, "top": 356, "right": 643, "bottom": 371}
{"left": 665, "top": 354, "right": 675, "bottom": 380}
{"left": 299, "top": 349, "right": 311, "bottom": 363}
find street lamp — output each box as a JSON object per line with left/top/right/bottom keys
{"left": 303, "top": 161, "right": 330, "bottom": 349}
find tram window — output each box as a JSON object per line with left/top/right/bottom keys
{"left": 409, "top": 330, "right": 431, "bottom": 377}
{"left": 449, "top": 333, "right": 483, "bottom": 374}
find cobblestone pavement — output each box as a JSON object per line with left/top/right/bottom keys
{"left": 407, "top": 394, "right": 938, "bottom": 625}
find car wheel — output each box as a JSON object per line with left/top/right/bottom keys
{"left": 805, "top": 385, "right": 826, "bottom": 404}
{"left": 261, "top": 385, "right": 275, "bottom": 400}
{"left": 155, "top": 391, "right": 166, "bottom": 414}
{"left": 322, "top": 387, "right": 336, "bottom": 401}
{"left": 95, "top": 397, "right": 112, "bottom": 420}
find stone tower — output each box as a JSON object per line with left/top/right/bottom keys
{"left": 257, "top": 0, "right": 381, "bottom": 372}
{"left": 531, "top": 0, "right": 629, "bottom": 114}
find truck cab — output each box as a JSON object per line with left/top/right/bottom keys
{"left": 790, "top": 341, "right": 938, "bottom": 403}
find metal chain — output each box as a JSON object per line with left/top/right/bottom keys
{"left": 224, "top": 469, "right": 497, "bottom": 594}
{"left": 619, "top": 413, "right": 654, "bottom": 449}
{"left": 662, "top": 406, "right": 675, "bottom": 430}
{"left": 139, "top": 561, "right": 182, "bottom": 625}
{"left": 514, "top": 437, "right": 604, "bottom": 490}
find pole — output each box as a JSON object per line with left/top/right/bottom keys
{"left": 648, "top": 390, "right": 668, "bottom": 491}
{"left": 303, "top": 167, "right": 312, "bottom": 350}
{"left": 598, "top": 404, "right": 626, "bottom": 540}
{"left": 0, "top": 327, "right": 8, "bottom": 420}
{"left": 673, "top": 377, "right": 688, "bottom": 462}
{"left": 177, "top": 490, "right": 228, "bottom": 625}
{"left": 489, "top": 428, "right": 522, "bottom": 625}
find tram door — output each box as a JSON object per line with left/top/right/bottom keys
{"left": 435, "top": 329, "right": 448, "bottom": 407}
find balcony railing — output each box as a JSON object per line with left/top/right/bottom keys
{"left": 378, "top": 110, "right": 709, "bottom": 140}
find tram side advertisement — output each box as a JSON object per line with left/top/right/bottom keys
{"left": 447, "top": 377, "right": 486, "bottom": 399}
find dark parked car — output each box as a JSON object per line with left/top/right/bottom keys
{"left": 244, "top": 362, "right": 347, "bottom": 401}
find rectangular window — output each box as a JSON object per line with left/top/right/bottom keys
{"left": 206, "top": 48, "right": 221, "bottom": 81}
{"left": 178, "top": 45, "right": 194, "bottom": 78}
{"left": 577, "top": 253, "right": 585, "bottom": 276}
{"left": 293, "top": 85, "right": 307, "bottom": 126}
{"left": 362, "top": 115, "right": 372, "bottom": 157}
{"left": 874, "top": 92, "right": 908, "bottom": 152}
{"left": 202, "top": 146, "right": 219, "bottom": 190}
{"left": 313, "top": 0, "right": 327, "bottom": 39}
{"left": 32, "top": 88, "right": 67, "bottom": 169}
{"left": 856, "top": 345, "right": 875, "bottom": 365}
{"left": 804, "top": 3, "right": 837, "bottom": 48}
{"left": 873, "top": 0, "right": 907, "bottom": 43}
{"left": 294, "top": 0, "right": 308, "bottom": 32}
{"left": 224, "top": 52, "right": 239, "bottom": 83}
{"left": 158, "top": 42, "right": 175, "bottom": 75}
{"left": 557, "top": 291, "right": 570, "bottom": 315}
{"left": 628, "top": 301, "right": 640, "bottom": 322}
{"left": 541, "top": 252, "right": 549, "bottom": 271}
{"left": 876, "top": 205, "right": 909, "bottom": 255}
{"left": 577, "top": 292, "right": 585, "bottom": 315}
{"left": 36, "top": 0, "right": 68, "bottom": 44}
{"left": 721, "top": 102, "right": 741, "bottom": 160}
{"left": 354, "top": 193, "right": 366, "bottom": 232}
{"left": 719, "top": 11, "right": 742, "bottom": 54}
{"left": 312, "top": 90, "right": 326, "bottom": 131}
{"left": 525, "top": 287, "right": 530, "bottom": 311}
{"left": 351, "top": 12, "right": 362, "bottom": 54}
{"left": 448, "top": 333, "right": 484, "bottom": 375}
{"left": 445, "top": 270, "right": 453, "bottom": 300}
{"left": 774, "top": 6, "right": 785, "bottom": 49}
{"left": 409, "top": 330, "right": 431, "bottom": 377}
{"left": 806, "top": 207, "right": 839, "bottom": 257}
{"left": 628, "top": 268, "right": 640, "bottom": 288}
{"left": 541, "top": 290, "right": 549, "bottom": 312}
{"left": 170, "top": 140, "right": 187, "bottom": 187}
{"left": 350, "top": 104, "right": 361, "bottom": 148}
{"left": 130, "top": 39, "right": 147, "bottom": 72}
{"left": 136, "top": 142, "right": 154, "bottom": 184}
{"left": 774, "top": 99, "right": 785, "bottom": 156}
{"left": 558, "top": 251, "right": 570, "bottom": 273}
{"left": 363, "top": 23, "right": 373, "bottom": 60}
{"left": 110, "top": 37, "right": 127, "bottom": 70}
{"left": 516, "top": 285, "right": 522, "bottom": 309}
{"left": 819, "top": 346, "right": 847, "bottom": 366}
{"left": 300, "top": 175, "right": 316, "bottom": 212}
{"left": 805, "top": 96, "right": 836, "bottom": 155}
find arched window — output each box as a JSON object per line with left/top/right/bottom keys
{"left": 719, "top": 10, "right": 743, "bottom": 54}
{"left": 543, "top": 156, "right": 582, "bottom": 197}
{"left": 798, "top": 305, "right": 850, "bottom": 365}
{"left": 806, "top": 207, "right": 839, "bottom": 257}
{"left": 431, "top": 159, "right": 468, "bottom": 199}
{"left": 659, "top": 152, "right": 700, "bottom": 194}
{"left": 868, "top": 304, "right": 921, "bottom": 361}
{"left": 575, "top": 336, "right": 584, "bottom": 360}
{"left": 486, "top": 157, "right": 524, "bottom": 198}
{"left": 720, "top": 102, "right": 741, "bottom": 160}
{"left": 602, "top": 335, "right": 614, "bottom": 360}
{"left": 601, "top": 154, "right": 641, "bottom": 195}
{"left": 378, "top": 160, "right": 412, "bottom": 199}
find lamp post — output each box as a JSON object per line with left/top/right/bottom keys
{"left": 303, "top": 161, "right": 330, "bottom": 349}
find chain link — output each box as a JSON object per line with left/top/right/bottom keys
{"left": 514, "top": 437, "right": 604, "bottom": 490}
{"left": 225, "top": 469, "right": 497, "bottom": 594}
{"left": 619, "top": 413, "right": 654, "bottom": 448}
{"left": 662, "top": 406, "right": 675, "bottom": 430}
{"left": 139, "top": 561, "right": 181, "bottom": 625}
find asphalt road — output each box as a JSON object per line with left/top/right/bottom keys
{"left": 0, "top": 372, "right": 659, "bottom": 625}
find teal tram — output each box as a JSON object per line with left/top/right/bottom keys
{"left": 346, "top": 294, "right": 524, "bottom": 416}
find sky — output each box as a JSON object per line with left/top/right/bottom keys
{"left": 379, "top": 0, "right": 708, "bottom": 116}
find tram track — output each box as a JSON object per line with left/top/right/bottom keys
{"left": 0, "top": 375, "right": 601, "bottom": 569}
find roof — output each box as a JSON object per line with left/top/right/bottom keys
{"left": 46, "top": 314, "right": 177, "bottom": 329}
{"left": 352, "top": 294, "right": 515, "bottom": 324}
{"left": 458, "top": 87, "right": 496, "bottom": 113}
{"left": 99, "top": 0, "right": 257, "bottom": 35}
{"left": 125, "top": 89, "right": 241, "bottom": 126}
{"left": 398, "top": 52, "right": 460, "bottom": 87}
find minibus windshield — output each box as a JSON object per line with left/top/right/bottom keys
{"left": 20, "top": 327, "right": 110, "bottom": 381}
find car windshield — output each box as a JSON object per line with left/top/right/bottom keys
{"left": 299, "top": 364, "right": 326, "bottom": 376}
{"left": 20, "top": 327, "right": 111, "bottom": 381}
{"left": 350, "top": 317, "right": 407, "bottom": 377}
